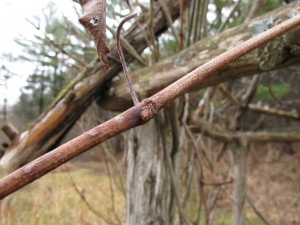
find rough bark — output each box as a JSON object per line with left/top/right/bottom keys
{"left": 126, "top": 103, "right": 183, "bottom": 225}
{"left": 232, "top": 146, "right": 247, "bottom": 225}
{"left": 99, "top": 1, "right": 300, "bottom": 111}
{"left": 0, "top": 0, "right": 189, "bottom": 171}
{"left": 126, "top": 117, "right": 174, "bottom": 225}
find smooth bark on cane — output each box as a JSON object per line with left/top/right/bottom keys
{"left": 1, "top": 8, "right": 300, "bottom": 200}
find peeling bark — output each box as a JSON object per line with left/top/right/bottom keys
{"left": 126, "top": 106, "right": 182, "bottom": 225}
{"left": 126, "top": 118, "right": 174, "bottom": 225}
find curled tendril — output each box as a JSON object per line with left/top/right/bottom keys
{"left": 116, "top": 1, "right": 139, "bottom": 105}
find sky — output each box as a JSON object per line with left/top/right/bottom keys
{"left": 0, "top": 0, "right": 80, "bottom": 106}
{"left": 0, "top": 0, "right": 219, "bottom": 108}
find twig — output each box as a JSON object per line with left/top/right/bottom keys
{"left": 64, "top": 165, "right": 113, "bottom": 224}
{"left": 24, "top": 17, "right": 87, "bottom": 68}
{"left": 208, "top": 167, "right": 232, "bottom": 224}
{"left": 158, "top": 0, "right": 181, "bottom": 46}
{"left": 182, "top": 122, "right": 209, "bottom": 225}
{"left": 103, "top": 148, "right": 122, "bottom": 225}
{"left": 201, "top": 178, "right": 233, "bottom": 187}
{"left": 247, "top": 195, "right": 272, "bottom": 225}
{"left": 148, "top": 0, "right": 160, "bottom": 62}
{"left": 191, "top": 118, "right": 300, "bottom": 143}
{"left": 182, "top": 148, "right": 196, "bottom": 208}
{"left": 245, "top": 0, "right": 265, "bottom": 23}
{"left": 179, "top": 0, "right": 185, "bottom": 49}
{"left": 116, "top": 0, "right": 140, "bottom": 105}
{"left": 277, "top": 192, "right": 300, "bottom": 225}
{"left": 160, "top": 109, "right": 190, "bottom": 225}
{"left": 219, "top": 85, "right": 300, "bottom": 120}
{"left": 106, "top": 25, "right": 147, "bottom": 66}
{"left": 99, "top": 142, "right": 126, "bottom": 197}
{"left": 219, "top": 0, "right": 242, "bottom": 32}
{"left": 187, "top": 0, "right": 196, "bottom": 46}
{"left": 1, "top": 14, "right": 300, "bottom": 199}
{"left": 1, "top": 124, "right": 19, "bottom": 143}
{"left": 199, "top": 0, "right": 209, "bottom": 39}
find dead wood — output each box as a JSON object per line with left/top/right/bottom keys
{"left": 0, "top": 0, "right": 188, "bottom": 171}
{"left": 1, "top": 13, "right": 300, "bottom": 199}
{"left": 99, "top": 2, "right": 300, "bottom": 111}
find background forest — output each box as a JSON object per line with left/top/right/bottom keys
{"left": 0, "top": 0, "right": 300, "bottom": 225}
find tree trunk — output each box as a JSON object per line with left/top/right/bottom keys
{"left": 126, "top": 120, "right": 173, "bottom": 225}
{"left": 232, "top": 146, "right": 247, "bottom": 225}
{"left": 0, "top": 0, "right": 189, "bottom": 171}
{"left": 126, "top": 106, "right": 182, "bottom": 225}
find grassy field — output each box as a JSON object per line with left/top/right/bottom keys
{"left": 0, "top": 164, "right": 265, "bottom": 225}
{"left": 0, "top": 163, "right": 126, "bottom": 225}
{"left": 1, "top": 146, "right": 299, "bottom": 225}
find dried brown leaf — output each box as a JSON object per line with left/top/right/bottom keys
{"left": 79, "top": 0, "right": 110, "bottom": 69}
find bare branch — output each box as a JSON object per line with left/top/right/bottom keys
{"left": 100, "top": 2, "right": 300, "bottom": 111}
{"left": 0, "top": 0, "right": 186, "bottom": 172}
{"left": 219, "top": 85, "right": 300, "bottom": 120}
{"left": 1, "top": 124, "right": 19, "bottom": 143}
{"left": 116, "top": 0, "right": 139, "bottom": 105}
{"left": 191, "top": 118, "right": 300, "bottom": 143}
{"left": 1, "top": 14, "right": 300, "bottom": 199}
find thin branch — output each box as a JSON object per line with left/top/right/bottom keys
{"left": 116, "top": 0, "right": 140, "bottom": 105}
{"left": 201, "top": 178, "right": 233, "bottom": 187}
{"left": 191, "top": 118, "right": 300, "bottom": 143}
{"left": 179, "top": 0, "right": 185, "bottom": 49}
{"left": 148, "top": 0, "right": 160, "bottom": 62}
{"left": 247, "top": 195, "right": 272, "bottom": 225}
{"left": 248, "top": 104, "right": 300, "bottom": 120}
{"left": 106, "top": 25, "right": 147, "bottom": 66}
{"left": 187, "top": 0, "right": 196, "bottom": 46}
{"left": 219, "top": 85, "right": 300, "bottom": 120}
{"left": 1, "top": 14, "right": 300, "bottom": 199}
{"left": 160, "top": 110, "right": 190, "bottom": 225}
{"left": 24, "top": 17, "right": 87, "bottom": 68}
{"left": 245, "top": 0, "right": 265, "bottom": 23}
{"left": 158, "top": 0, "right": 181, "bottom": 46}
{"left": 64, "top": 165, "right": 113, "bottom": 224}
{"left": 182, "top": 122, "right": 210, "bottom": 225}
{"left": 219, "top": 0, "right": 242, "bottom": 32}
{"left": 103, "top": 148, "right": 122, "bottom": 225}
{"left": 1, "top": 124, "right": 19, "bottom": 143}
{"left": 277, "top": 192, "right": 300, "bottom": 225}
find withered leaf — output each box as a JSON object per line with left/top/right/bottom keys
{"left": 79, "top": 0, "right": 110, "bottom": 69}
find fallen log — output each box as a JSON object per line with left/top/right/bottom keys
{"left": 0, "top": 0, "right": 189, "bottom": 171}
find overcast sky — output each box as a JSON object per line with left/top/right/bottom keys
{"left": 0, "top": 0, "right": 219, "bottom": 108}
{"left": 0, "top": 0, "right": 80, "bottom": 106}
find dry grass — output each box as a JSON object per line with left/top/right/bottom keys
{"left": 247, "top": 143, "right": 300, "bottom": 225}
{"left": 0, "top": 143, "right": 299, "bottom": 225}
{"left": 0, "top": 163, "right": 125, "bottom": 225}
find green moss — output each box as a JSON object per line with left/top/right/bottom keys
{"left": 264, "top": 0, "right": 282, "bottom": 12}
{"left": 213, "top": 213, "right": 233, "bottom": 224}
{"left": 255, "top": 83, "right": 290, "bottom": 101}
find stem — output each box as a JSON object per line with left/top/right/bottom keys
{"left": 116, "top": 1, "right": 139, "bottom": 105}
{"left": 1, "top": 14, "right": 300, "bottom": 199}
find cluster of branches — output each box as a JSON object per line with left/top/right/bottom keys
{"left": 1, "top": 0, "right": 300, "bottom": 224}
